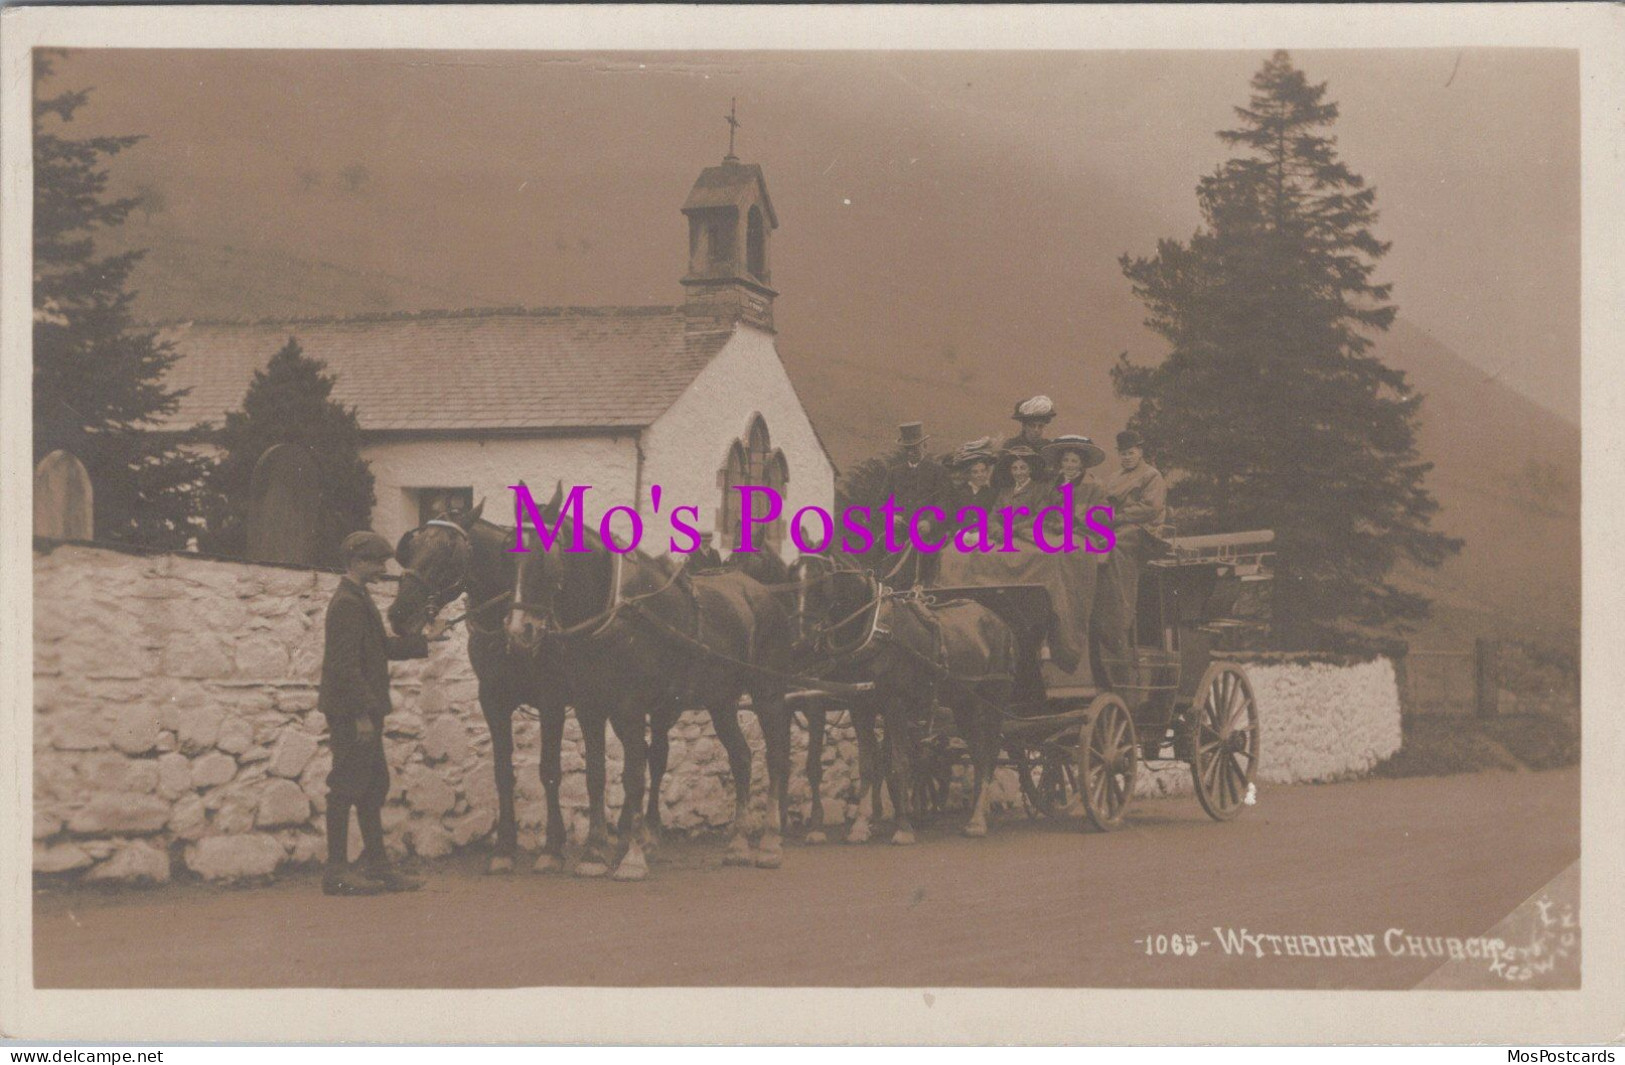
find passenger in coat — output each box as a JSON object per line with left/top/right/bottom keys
{"left": 318, "top": 530, "right": 445, "bottom": 896}
{"left": 1101, "top": 429, "right": 1169, "bottom": 654}
{"left": 880, "top": 421, "right": 953, "bottom": 586}
{"left": 943, "top": 438, "right": 999, "bottom": 530}
{"left": 1042, "top": 435, "right": 1127, "bottom": 687}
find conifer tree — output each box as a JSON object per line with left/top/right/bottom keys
{"left": 1114, "top": 51, "right": 1461, "bottom": 651}
{"left": 200, "top": 337, "right": 376, "bottom": 568}
{"left": 33, "top": 50, "right": 211, "bottom": 547}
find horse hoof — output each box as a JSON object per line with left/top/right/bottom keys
{"left": 612, "top": 858, "right": 649, "bottom": 882}
{"left": 488, "top": 855, "right": 515, "bottom": 875}
{"left": 532, "top": 853, "right": 564, "bottom": 875}
{"left": 723, "top": 843, "right": 754, "bottom": 867}
{"left": 892, "top": 829, "right": 916, "bottom": 846}
{"left": 804, "top": 830, "right": 827, "bottom": 846}
{"left": 847, "top": 824, "right": 871, "bottom": 845}
{"left": 962, "top": 823, "right": 987, "bottom": 839}
{"left": 574, "top": 861, "right": 610, "bottom": 879}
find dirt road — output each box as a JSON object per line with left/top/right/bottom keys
{"left": 34, "top": 768, "right": 1578, "bottom": 989}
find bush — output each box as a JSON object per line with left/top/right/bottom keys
{"left": 1373, "top": 713, "right": 1579, "bottom": 778}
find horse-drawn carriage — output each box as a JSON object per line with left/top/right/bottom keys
{"left": 393, "top": 490, "right": 1276, "bottom": 879}
{"left": 898, "top": 528, "right": 1276, "bottom": 833}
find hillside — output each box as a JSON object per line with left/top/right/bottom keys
{"left": 108, "top": 218, "right": 496, "bottom": 323}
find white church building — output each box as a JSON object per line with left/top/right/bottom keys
{"left": 156, "top": 152, "right": 835, "bottom": 556}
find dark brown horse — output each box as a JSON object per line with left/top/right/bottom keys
{"left": 792, "top": 558, "right": 1016, "bottom": 843}
{"left": 507, "top": 487, "right": 797, "bottom": 879}
{"left": 387, "top": 504, "right": 571, "bottom": 875}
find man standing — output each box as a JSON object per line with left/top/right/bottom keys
{"left": 1102, "top": 430, "right": 1169, "bottom": 647}
{"left": 317, "top": 531, "right": 444, "bottom": 896}
{"left": 881, "top": 422, "right": 952, "bottom": 586}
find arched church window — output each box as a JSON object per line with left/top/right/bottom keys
{"left": 718, "top": 440, "right": 750, "bottom": 550}
{"left": 717, "top": 416, "right": 789, "bottom": 554}
{"left": 747, "top": 415, "right": 772, "bottom": 483}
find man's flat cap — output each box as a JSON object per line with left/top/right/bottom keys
{"left": 342, "top": 530, "right": 395, "bottom": 562}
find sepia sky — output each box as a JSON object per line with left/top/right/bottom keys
{"left": 46, "top": 47, "right": 1580, "bottom": 422}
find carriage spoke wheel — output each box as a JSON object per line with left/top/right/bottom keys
{"left": 1077, "top": 693, "right": 1138, "bottom": 832}
{"left": 1189, "top": 662, "right": 1260, "bottom": 822}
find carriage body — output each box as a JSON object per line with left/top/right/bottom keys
{"left": 922, "top": 528, "right": 1274, "bottom": 829}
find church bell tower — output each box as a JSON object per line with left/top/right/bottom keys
{"left": 681, "top": 103, "right": 778, "bottom": 333}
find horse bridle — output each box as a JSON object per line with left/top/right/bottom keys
{"left": 398, "top": 519, "right": 473, "bottom": 621}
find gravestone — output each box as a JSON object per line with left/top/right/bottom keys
{"left": 247, "top": 443, "right": 322, "bottom": 566}
{"left": 34, "top": 450, "right": 94, "bottom": 539}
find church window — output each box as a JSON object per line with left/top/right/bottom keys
{"left": 718, "top": 417, "right": 789, "bottom": 553}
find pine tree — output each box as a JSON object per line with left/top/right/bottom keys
{"left": 200, "top": 337, "right": 376, "bottom": 568}
{"left": 33, "top": 50, "right": 212, "bottom": 547}
{"left": 1114, "top": 51, "right": 1461, "bottom": 651}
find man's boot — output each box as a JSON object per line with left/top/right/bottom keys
{"left": 322, "top": 803, "right": 383, "bottom": 896}
{"left": 357, "top": 804, "right": 422, "bottom": 892}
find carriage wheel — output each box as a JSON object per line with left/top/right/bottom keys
{"left": 1077, "top": 693, "right": 1138, "bottom": 832}
{"left": 1189, "top": 662, "right": 1261, "bottom": 822}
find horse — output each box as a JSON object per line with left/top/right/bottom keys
{"left": 386, "top": 502, "right": 572, "bottom": 876}
{"left": 791, "top": 556, "right": 1016, "bottom": 843}
{"left": 709, "top": 548, "right": 835, "bottom": 844}
{"left": 506, "top": 484, "right": 797, "bottom": 879}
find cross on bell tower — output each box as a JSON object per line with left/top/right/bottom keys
{"left": 681, "top": 106, "right": 778, "bottom": 333}
{"left": 724, "top": 98, "right": 741, "bottom": 163}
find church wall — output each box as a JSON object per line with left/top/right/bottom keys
{"left": 32, "top": 542, "right": 1402, "bottom": 883}
{"left": 361, "top": 434, "right": 641, "bottom": 546}
{"left": 642, "top": 326, "right": 836, "bottom": 558}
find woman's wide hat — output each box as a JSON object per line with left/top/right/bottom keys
{"left": 996, "top": 444, "right": 1046, "bottom": 478}
{"left": 1011, "top": 395, "right": 1056, "bottom": 423}
{"left": 1042, "top": 434, "right": 1107, "bottom": 470}
{"left": 947, "top": 436, "right": 996, "bottom": 469}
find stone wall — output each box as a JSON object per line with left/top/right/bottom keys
{"left": 33, "top": 544, "right": 1400, "bottom": 884}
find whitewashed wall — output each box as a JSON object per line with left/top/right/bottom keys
{"left": 33, "top": 545, "right": 1400, "bottom": 884}
{"left": 642, "top": 326, "right": 836, "bottom": 560}
{"left": 362, "top": 434, "right": 640, "bottom": 547}
{"left": 1134, "top": 657, "right": 1405, "bottom": 797}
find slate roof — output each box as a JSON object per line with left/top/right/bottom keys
{"left": 682, "top": 161, "right": 777, "bottom": 227}
{"left": 153, "top": 307, "right": 736, "bottom": 433}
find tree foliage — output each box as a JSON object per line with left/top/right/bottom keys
{"left": 200, "top": 337, "right": 376, "bottom": 568}
{"left": 1113, "top": 51, "right": 1461, "bottom": 651}
{"left": 33, "top": 50, "right": 212, "bottom": 547}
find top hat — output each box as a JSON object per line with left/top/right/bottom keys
{"left": 897, "top": 422, "right": 930, "bottom": 447}
{"left": 1116, "top": 429, "right": 1145, "bottom": 451}
{"left": 1042, "top": 434, "right": 1107, "bottom": 471}
{"left": 1011, "top": 395, "right": 1057, "bottom": 423}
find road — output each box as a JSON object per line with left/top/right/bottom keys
{"left": 34, "top": 768, "right": 1578, "bottom": 989}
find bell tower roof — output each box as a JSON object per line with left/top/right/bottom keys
{"left": 681, "top": 160, "right": 778, "bottom": 229}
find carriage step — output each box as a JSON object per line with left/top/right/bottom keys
{"left": 1045, "top": 685, "right": 1098, "bottom": 703}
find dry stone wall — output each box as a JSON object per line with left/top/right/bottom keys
{"left": 33, "top": 544, "right": 1400, "bottom": 883}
